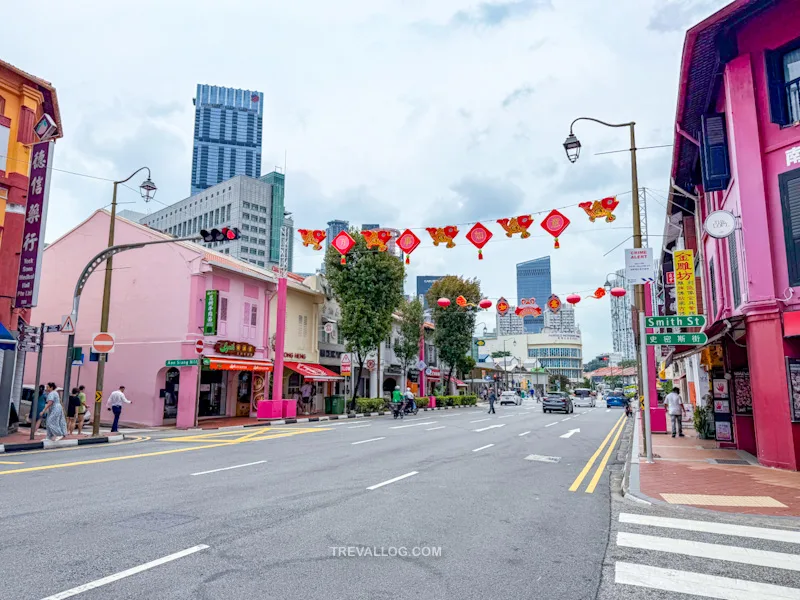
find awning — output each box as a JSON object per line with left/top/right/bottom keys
{"left": 0, "top": 322, "right": 16, "bottom": 352}
{"left": 284, "top": 361, "right": 343, "bottom": 381}
{"left": 454, "top": 378, "right": 467, "bottom": 387}
{"left": 425, "top": 367, "right": 441, "bottom": 380}
{"left": 207, "top": 357, "right": 273, "bottom": 372}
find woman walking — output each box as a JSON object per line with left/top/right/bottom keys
{"left": 41, "top": 382, "right": 67, "bottom": 441}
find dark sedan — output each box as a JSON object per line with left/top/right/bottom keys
{"left": 543, "top": 392, "right": 573, "bottom": 414}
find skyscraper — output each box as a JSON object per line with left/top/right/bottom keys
{"left": 325, "top": 220, "right": 349, "bottom": 250}
{"left": 260, "top": 171, "right": 285, "bottom": 264}
{"left": 544, "top": 303, "right": 578, "bottom": 333}
{"left": 516, "top": 257, "right": 551, "bottom": 333}
{"left": 283, "top": 215, "right": 294, "bottom": 272}
{"left": 610, "top": 269, "right": 636, "bottom": 359}
{"left": 416, "top": 276, "right": 441, "bottom": 310}
{"left": 191, "top": 84, "right": 263, "bottom": 195}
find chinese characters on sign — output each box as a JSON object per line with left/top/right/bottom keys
{"left": 15, "top": 141, "right": 53, "bottom": 309}
{"left": 214, "top": 340, "right": 255, "bottom": 357}
{"left": 204, "top": 290, "right": 219, "bottom": 336}
{"left": 645, "top": 332, "right": 707, "bottom": 345}
{"left": 786, "top": 145, "right": 800, "bottom": 167}
{"left": 673, "top": 249, "right": 697, "bottom": 316}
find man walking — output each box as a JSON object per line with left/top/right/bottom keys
{"left": 300, "top": 381, "right": 313, "bottom": 415}
{"left": 106, "top": 385, "right": 131, "bottom": 433}
{"left": 664, "top": 389, "right": 685, "bottom": 438}
{"left": 488, "top": 389, "right": 496, "bottom": 414}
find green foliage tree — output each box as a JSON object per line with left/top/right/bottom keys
{"left": 581, "top": 377, "right": 592, "bottom": 389}
{"left": 426, "top": 276, "right": 482, "bottom": 393}
{"left": 394, "top": 297, "right": 424, "bottom": 389}
{"left": 325, "top": 231, "right": 405, "bottom": 409}
{"left": 605, "top": 375, "right": 622, "bottom": 389}
{"left": 619, "top": 359, "right": 638, "bottom": 368}
{"left": 549, "top": 373, "right": 571, "bottom": 392}
{"left": 456, "top": 354, "right": 476, "bottom": 380}
{"left": 491, "top": 350, "right": 511, "bottom": 358}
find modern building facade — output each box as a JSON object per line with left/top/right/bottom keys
{"left": 497, "top": 312, "right": 525, "bottom": 336}
{"left": 543, "top": 303, "right": 578, "bottom": 334}
{"left": 609, "top": 269, "right": 636, "bottom": 359}
{"left": 191, "top": 84, "right": 263, "bottom": 195}
{"left": 481, "top": 331, "right": 583, "bottom": 383}
{"left": 259, "top": 170, "right": 285, "bottom": 264}
{"left": 516, "top": 257, "right": 551, "bottom": 333}
{"left": 416, "top": 275, "right": 441, "bottom": 310}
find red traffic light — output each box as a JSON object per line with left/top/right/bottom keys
{"left": 221, "top": 227, "right": 240, "bottom": 240}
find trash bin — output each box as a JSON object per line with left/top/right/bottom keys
{"left": 282, "top": 399, "right": 297, "bottom": 419}
{"left": 324, "top": 396, "right": 333, "bottom": 415}
{"left": 331, "top": 395, "right": 345, "bottom": 415}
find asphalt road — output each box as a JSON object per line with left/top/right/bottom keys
{"left": 7, "top": 400, "right": 793, "bottom": 600}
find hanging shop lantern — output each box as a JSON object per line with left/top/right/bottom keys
{"left": 610, "top": 287, "right": 627, "bottom": 297}
{"left": 331, "top": 231, "right": 356, "bottom": 264}
{"left": 396, "top": 229, "right": 421, "bottom": 264}
{"left": 578, "top": 196, "right": 620, "bottom": 223}
{"left": 496, "top": 214, "right": 534, "bottom": 238}
{"left": 586, "top": 287, "right": 606, "bottom": 300}
{"left": 496, "top": 296, "right": 510, "bottom": 316}
{"left": 465, "top": 222, "right": 493, "bottom": 259}
{"left": 479, "top": 299, "right": 492, "bottom": 309}
{"left": 546, "top": 294, "right": 562, "bottom": 313}
{"left": 297, "top": 229, "right": 326, "bottom": 251}
{"left": 566, "top": 294, "right": 581, "bottom": 305}
{"left": 540, "top": 209, "right": 570, "bottom": 249}
{"left": 361, "top": 229, "right": 393, "bottom": 251}
{"left": 426, "top": 226, "right": 459, "bottom": 248}
{"left": 437, "top": 297, "right": 451, "bottom": 308}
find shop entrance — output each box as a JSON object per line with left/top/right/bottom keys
{"left": 199, "top": 369, "right": 227, "bottom": 417}
{"left": 164, "top": 367, "right": 180, "bottom": 421}
{"left": 236, "top": 372, "right": 252, "bottom": 417}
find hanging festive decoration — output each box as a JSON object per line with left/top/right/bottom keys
{"left": 587, "top": 287, "right": 606, "bottom": 300}
{"left": 426, "top": 226, "right": 459, "bottom": 249}
{"left": 515, "top": 298, "right": 542, "bottom": 317}
{"left": 496, "top": 297, "right": 510, "bottom": 316}
{"left": 479, "top": 299, "right": 493, "bottom": 309}
{"left": 396, "top": 229, "right": 421, "bottom": 264}
{"left": 456, "top": 295, "right": 468, "bottom": 307}
{"left": 540, "top": 210, "right": 570, "bottom": 249}
{"left": 361, "top": 229, "right": 393, "bottom": 251}
{"left": 578, "top": 196, "right": 619, "bottom": 223}
{"left": 331, "top": 231, "right": 356, "bottom": 264}
{"left": 566, "top": 294, "right": 581, "bottom": 305}
{"left": 496, "top": 214, "right": 534, "bottom": 238}
{"left": 465, "top": 222, "right": 493, "bottom": 260}
{"left": 610, "top": 287, "right": 627, "bottom": 297}
{"left": 546, "top": 294, "right": 562, "bottom": 313}
{"left": 437, "top": 297, "right": 451, "bottom": 308}
{"left": 297, "top": 229, "right": 326, "bottom": 251}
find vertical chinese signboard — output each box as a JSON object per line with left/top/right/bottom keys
{"left": 673, "top": 249, "right": 697, "bottom": 316}
{"left": 15, "top": 141, "right": 54, "bottom": 308}
{"left": 204, "top": 290, "right": 219, "bottom": 335}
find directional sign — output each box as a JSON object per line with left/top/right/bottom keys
{"left": 91, "top": 332, "right": 116, "bottom": 354}
{"left": 560, "top": 428, "right": 580, "bottom": 439}
{"left": 166, "top": 359, "right": 198, "bottom": 367}
{"left": 645, "top": 315, "right": 706, "bottom": 328}
{"left": 61, "top": 314, "right": 76, "bottom": 334}
{"left": 45, "top": 324, "right": 61, "bottom": 333}
{"left": 646, "top": 332, "right": 707, "bottom": 346}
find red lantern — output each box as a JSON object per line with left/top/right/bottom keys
{"left": 566, "top": 294, "right": 581, "bottom": 305}
{"left": 331, "top": 231, "right": 356, "bottom": 264}
{"left": 479, "top": 299, "right": 492, "bottom": 309}
{"left": 465, "top": 222, "right": 493, "bottom": 259}
{"left": 437, "top": 297, "right": 451, "bottom": 308}
{"left": 540, "top": 209, "right": 570, "bottom": 249}
{"left": 610, "top": 287, "right": 627, "bottom": 297}
{"left": 396, "top": 229, "right": 421, "bottom": 264}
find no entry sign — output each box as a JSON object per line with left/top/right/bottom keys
{"left": 195, "top": 339, "right": 205, "bottom": 354}
{"left": 91, "top": 332, "right": 116, "bottom": 354}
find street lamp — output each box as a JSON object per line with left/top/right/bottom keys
{"left": 563, "top": 133, "right": 581, "bottom": 163}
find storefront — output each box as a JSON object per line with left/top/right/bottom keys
{"left": 283, "top": 361, "right": 342, "bottom": 413}
{"left": 424, "top": 367, "right": 441, "bottom": 396}
{"left": 201, "top": 357, "right": 273, "bottom": 419}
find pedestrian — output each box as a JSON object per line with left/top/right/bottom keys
{"left": 664, "top": 388, "right": 685, "bottom": 438}
{"left": 106, "top": 385, "right": 130, "bottom": 433}
{"left": 300, "top": 381, "right": 313, "bottom": 415}
{"left": 75, "top": 385, "right": 87, "bottom": 434}
{"left": 66, "top": 388, "right": 81, "bottom": 435}
{"left": 488, "top": 389, "right": 496, "bottom": 414}
{"left": 32, "top": 384, "right": 47, "bottom": 434}
{"left": 40, "top": 382, "right": 66, "bottom": 441}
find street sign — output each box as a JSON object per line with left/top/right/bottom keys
{"left": 476, "top": 339, "right": 486, "bottom": 346}
{"left": 624, "top": 248, "right": 654, "bottom": 284}
{"left": 417, "top": 360, "right": 427, "bottom": 370}
{"left": 204, "top": 290, "right": 219, "bottom": 336}
{"left": 645, "top": 315, "right": 706, "bottom": 328}
{"left": 72, "top": 353, "right": 84, "bottom": 367}
{"left": 166, "top": 359, "right": 198, "bottom": 367}
{"left": 60, "top": 314, "right": 76, "bottom": 334}
{"left": 45, "top": 324, "right": 61, "bottom": 333}
{"left": 91, "top": 332, "right": 116, "bottom": 354}
{"left": 340, "top": 353, "right": 352, "bottom": 376}
{"left": 665, "top": 271, "right": 675, "bottom": 285}
{"left": 195, "top": 339, "right": 205, "bottom": 354}
{"left": 366, "top": 359, "right": 377, "bottom": 372}
{"left": 646, "top": 332, "right": 707, "bottom": 346}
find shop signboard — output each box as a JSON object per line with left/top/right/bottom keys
{"left": 673, "top": 250, "right": 698, "bottom": 316}
{"left": 712, "top": 378, "right": 729, "bottom": 399}
{"left": 215, "top": 340, "right": 255, "bottom": 357}
{"left": 732, "top": 370, "right": 752, "bottom": 415}
{"left": 786, "top": 358, "right": 800, "bottom": 422}
{"left": 204, "top": 290, "right": 219, "bottom": 335}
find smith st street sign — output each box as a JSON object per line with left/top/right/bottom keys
{"left": 646, "top": 333, "right": 708, "bottom": 346}
{"left": 645, "top": 315, "right": 706, "bottom": 328}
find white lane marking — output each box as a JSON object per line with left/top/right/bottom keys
{"left": 545, "top": 422, "right": 558, "bottom": 428}
{"left": 559, "top": 428, "right": 580, "bottom": 439}
{"left": 347, "top": 424, "right": 372, "bottom": 429}
{"left": 426, "top": 426, "right": 446, "bottom": 431}
{"left": 525, "top": 454, "right": 560, "bottom": 463}
{"left": 351, "top": 437, "right": 386, "bottom": 445}
{"left": 519, "top": 431, "right": 531, "bottom": 437}
{"left": 191, "top": 461, "right": 266, "bottom": 476}
{"left": 367, "top": 471, "right": 419, "bottom": 490}
{"left": 470, "top": 418, "right": 491, "bottom": 423}
{"left": 619, "top": 513, "right": 800, "bottom": 544}
{"left": 389, "top": 421, "right": 436, "bottom": 430}
{"left": 560, "top": 418, "right": 572, "bottom": 422}
{"left": 472, "top": 444, "right": 495, "bottom": 452}
{"left": 606, "top": 409, "right": 611, "bottom": 413}
{"left": 614, "top": 562, "right": 800, "bottom": 600}
{"left": 498, "top": 415, "right": 515, "bottom": 419}
{"left": 474, "top": 424, "right": 507, "bottom": 432}
{"left": 40, "top": 545, "right": 209, "bottom": 599}
{"left": 616, "top": 532, "right": 800, "bottom": 572}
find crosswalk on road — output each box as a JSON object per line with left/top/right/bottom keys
{"left": 611, "top": 511, "right": 800, "bottom": 599}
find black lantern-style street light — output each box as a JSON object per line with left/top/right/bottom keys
{"left": 139, "top": 176, "right": 157, "bottom": 202}
{"left": 563, "top": 133, "right": 581, "bottom": 163}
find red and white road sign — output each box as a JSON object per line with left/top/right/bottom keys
{"left": 366, "top": 358, "right": 376, "bottom": 372}
{"left": 340, "top": 353, "right": 352, "bottom": 376}
{"left": 91, "top": 332, "right": 116, "bottom": 354}
{"left": 60, "top": 314, "right": 76, "bottom": 334}
{"left": 195, "top": 339, "right": 205, "bottom": 354}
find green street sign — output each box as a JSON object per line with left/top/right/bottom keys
{"left": 204, "top": 290, "right": 219, "bottom": 336}
{"left": 166, "top": 359, "right": 198, "bottom": 367}
{"left": 645, "top": 315, "right": 706, "bottom": 328}
{"left": 646, "top": 332, "right": 708, "bottom": 346}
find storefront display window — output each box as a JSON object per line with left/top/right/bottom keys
{"left": 236, "top": 372, "right": 252, "bottom": 417}
{"left": 163, "top": 368, "right": 179, "bottom": 420}
{"left": 199, "top": 368, "right": 227, "bottom": 417}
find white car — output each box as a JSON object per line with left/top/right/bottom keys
{"left": 499, "top": 391, "right": 522, "bottom": 406}
{"left": 571, "top": 388, "right": 595, "bottom": 408}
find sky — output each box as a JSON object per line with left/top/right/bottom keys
{"left": 6, "top": 0, "right": 729, "bottom": 360}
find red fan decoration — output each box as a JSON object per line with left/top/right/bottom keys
{"left": 361, "top": 229, "right": 393, "bottom": 251}
{"left": 547, "top": 294, "right": 562, "bottom": 313}
{"left": 610, "top": 287, "right": 627, "bottom": 297}
{"left": 465, "top": 222, "right": 493, "bottom": 259}
{"left": 426, "top": 226, "right": 459, "bottom": 248}
{"left": 578, "top": 196, "right": 619, "bottom": 223}
{"left": 479, "top": 299, "right": 492, "bottom": 309}
{"left": 331, "top": 231, "right": 356, "bottom": 264}
{"left": 566, "top": 294, "right": 581, "bottom": 305}
{"left": 437, "top": 298, "right": 451, "bottom": 308}
{"left": 515, "top": 298, "right": 542, "bottom": 317}
{"left": 396, "top": 229, "right": 421, "bottom": 264}
{"left": 496, "top": 215, "right": 534, "bottom": 238}
{"left": 298, "top": 229, "right": 326, "bottom": 251}
{"left": 587, "top": 287, "right": 606, "bottom": 300}
{"left": 496, "top": 297, "right": 510, "bottom": 316}
{"left": 540, "top": 209, "right": 570, "bottom": 249}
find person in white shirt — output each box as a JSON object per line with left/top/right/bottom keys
{"left": 300, "top": 382, "right": 313, "bottom": 415}
{"left": 664, "top": 390, "right": 685, "bottom": 438}
{"left": 106, "top": 385, "right": 131, "bottom": 432}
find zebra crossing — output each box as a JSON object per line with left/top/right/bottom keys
{"left": 610, "top": 511, "right": 800, "bottom": 599}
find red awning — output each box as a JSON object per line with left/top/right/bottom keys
{"left": 284, "top": 362, "right": 343, "bottom": 381}
{"left": 208, "top": 357, "right": 273, "bottom": 372}
{"left": 454, "top": 378, "right": 467, "bottom": 387}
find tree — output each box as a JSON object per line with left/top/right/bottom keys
{"left": 456, "top": 355, "right": 476, "bottom": 380}
{"left": 581, "top": 377, "right": 592, "bottom": 389}
{"left": 549, "top": 373, "right": 571, "bottom": 392}
{"left": 325, "top": 231, "right": 404, "bottom": 409}
{"left": 394, "top": 297, "right": 424, "bottom": 389}
{"left": 605, "top": 375, "right": 622, "bottom": 389}
{"left": 619, "top": 359, "right": 638, "bottom": 368}
{"left": 426, "top": 276, "right": 482, "bottom": 393}
{"left": 491, "top": 350, "right": 511, "bottom": 358}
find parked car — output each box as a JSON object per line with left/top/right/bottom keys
{"left": 499, "top": 391, "right": 522, "bottom": 406}
{"left": 543, "top": 391, "right": 573, "bottom": 414}
{"left": 571, "top": 387, "right": 595, "bottom": 407}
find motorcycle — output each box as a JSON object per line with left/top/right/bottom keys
{"left": 403, "top": 400, "right": 419, "bottom": 416}
{"left": 624, "top": 399, "right": 632, "bottom": 417}
{"left": 391, "top": 402, "right": 404, "bottom": 419}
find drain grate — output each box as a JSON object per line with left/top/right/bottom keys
{"left": 711, "top": 459, "right": 750, "bottom": 465}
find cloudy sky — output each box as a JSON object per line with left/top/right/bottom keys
{"left": 8, "top": 0, "right": 728, "bottom": 359}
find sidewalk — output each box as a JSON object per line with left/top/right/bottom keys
{"left": 0, "top": 427, "right": 124, "bottom": 453}
{"left": 626, "top": 414, "right": 800, "bottom": 517}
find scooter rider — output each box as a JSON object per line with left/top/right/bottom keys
{"left": 404, "top": 387, "right": 417, "bottom": 412}
{"left": 392, "top": 386, "right": 405, "bottom": 418}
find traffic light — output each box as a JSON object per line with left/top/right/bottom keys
{"left": 221, "top": 227, "right": 240, "bottom": 240}
{"left": 200, "top": 228, "right": 241, "bottom": 243}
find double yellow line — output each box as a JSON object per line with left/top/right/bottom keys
{"left": 569, "top": 415, "right": 626, "bottom": 494}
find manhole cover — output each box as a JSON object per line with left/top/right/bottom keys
{"left": 711, "top": 459, "right": 750, "bottom": 465}
{"left": 115, "top": 512, "right": 198, "bottom": 531}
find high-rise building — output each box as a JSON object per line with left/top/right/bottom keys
{"left": 191, "top": 84, "right": 264, "bottom": 195}
{"left": 259, "top": 170, "right": 285, "bottom": 264}
{"left": 497, "top": 312, "right": 525, "bottom": 336}
{"left": 384, "top": 228, "right": 402, "bottom": 259}
{"left": 416, "top": 276, "right": 441, "bottom": 310}
{"left": 610, "top": 269, "right": 636, "bottom": 359}
{"left": 516, "top": 257, "right": 551, "bottom": 333}
{"left": 361, "top": 223, "right": 380, "bottom": 230}
{"left": 544, "top": 303, "right": 578, "bottom": 333}
{"left": 325, "top": 220, "right": 349, "bottom": 250}
{"left": 283, "top": 215, "right": 294, "bottom": 272}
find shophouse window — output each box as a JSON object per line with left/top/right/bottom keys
{"left": 766, "top": 41, "right": 800, "bottom": 125}
{"left": 779, "top": 167, "right": 800, "bottom": 285}
{"left": 298, "top": 315, "right": 304, "bottom": 337}
{"left": 243, "top": 302, "right": 257, "bottom": 339}
{"left": 219, "top": 297, "right": 228, "bottom": 336}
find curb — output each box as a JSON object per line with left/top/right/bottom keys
{"left": 0, "top": 434, "right": 125, "bottom": 454}
{"left": 621, "top": 411, "right": 655, "bottom": 505}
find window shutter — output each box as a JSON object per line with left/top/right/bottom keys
{"left": 700, "top": 114, "right": 731, "bottom": 192}
{"left": 243, "top": 302, "right": 251, "bottom": 338}
{"left": 709, "top": 259, "right": 718, "bottom": 318}
{"left": 728, "top": 233, "right": 742, "bottom": 308}
{"left": 779, "top": 167, "right": 800, "bottom": 286}
{"left": 765, "top": 49, "right": 789, "bottom": 126}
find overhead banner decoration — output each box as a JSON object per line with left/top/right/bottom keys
{"left": 579, "top": 196, "right": 619, "bottom": 222}
{"left": 515, "top": 298, "right": 542, "bottom": 317}
{"left": 361, "top": 229, "right": 392, "bottom": 251}
{"left": 297, "top": 229, "right": 326, "bottom": 250}
{"left": 466, "top": 222, "right": 492, "bottom": 260}
{"left": 332, "top": 231, "right": 356, "bottom": 264}
{"left": 396, "top": 229, "right": 421, "bottom": 264}
{"left": 426, "top": 226, "right": 458, "bottom": 248}
{"left": 586, "top": 287, "right": 606, "bottom": 300}
{"left": 496, "top": 297, "right": 510, "bottom": 316}
{"left": 497, "top": 214, "right": 533, "bottom": 238}
{"left": 540, "top": 209, "right": 570, "bottom": 249}
{"left": 547, "top": 294, "right": 562, "bottom": 313}
{"left": 674, "top": 249, "right": 698, "bottom": 315}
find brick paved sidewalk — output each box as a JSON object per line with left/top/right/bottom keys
{"left": 631, "top": 418, "right": 800, "bottom": 517}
